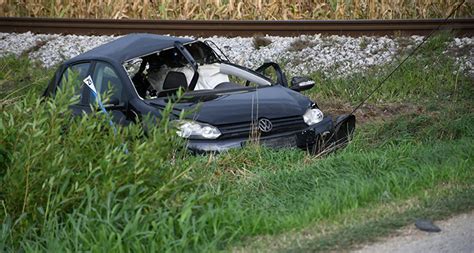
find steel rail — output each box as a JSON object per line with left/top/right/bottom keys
{"left": 0, "top": 17, "right": 473, "bottom": 36}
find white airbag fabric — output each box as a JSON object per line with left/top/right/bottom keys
{"left": 194, "top": 63, "right": 230, "bottom": 90}
{"left": 219, "top": 63, "right": 271, "bottom": 86}
{"left": 149, "top": 63, "right": 229, "bottom": 91}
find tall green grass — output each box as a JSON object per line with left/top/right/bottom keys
{"left": 2, "top": 101, "right": 471, "bottom": 252}
{"left": 0, "top": 34, "right": 473, "bottom": 251}
{"left": 1, "top": 77, "right": 222, "bottom": 251}
{"left": 309, "top": 33, "right": 472, "bottom": 104}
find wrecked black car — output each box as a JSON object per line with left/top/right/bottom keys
{"left": 44, "top": 34, "right": 355, "bottom": 153}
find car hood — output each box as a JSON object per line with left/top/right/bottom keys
{"left": 148, "top": 86, "right": 312, "bottom": 125}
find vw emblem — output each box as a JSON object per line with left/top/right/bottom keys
{"left": 258, "top": 118, "right": 273, "bottom": 133}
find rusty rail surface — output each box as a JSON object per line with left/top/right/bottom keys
{"left": 0, "top": 17, "right": 473, "bottom": 36}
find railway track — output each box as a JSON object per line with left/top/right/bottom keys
{"left": 0, "top": 17, "right": 473, "bottom": 37}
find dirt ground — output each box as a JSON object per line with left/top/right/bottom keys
{"left": 317, "top": 99, "right": 426, "bottom": 124}
{"left": 353, "top": 210, "right": 474, "bottom": 253}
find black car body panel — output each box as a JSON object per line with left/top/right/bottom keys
{"left": 148, "top": 86, "right": 311, "bottom": 125}
{"left": 44, "top": 33, "right": 355, "bottom": 153}
{"left": 70, "top": 34, "right": 193, "bottom": 64}
{"left": 187, "top": 116, "right": 334, "bottom": 153}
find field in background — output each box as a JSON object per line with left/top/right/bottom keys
{"left": 1, "top": 0, "right": 473, "bottom": 20}
{"left": 0, "top": 34, "right": 473, "bottom": 252}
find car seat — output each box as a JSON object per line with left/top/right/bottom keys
{"left": 158, "top": 71, "right": 188, "bottom": 97}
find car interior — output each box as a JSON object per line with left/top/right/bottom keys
{"left": 124, "top": 41, "right": 273, "bottom": 99}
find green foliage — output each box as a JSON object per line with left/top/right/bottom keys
{"left": 0, "top": 55, "right": 53, "bottom": 100}
{"left": 0, "top": 39, "right": 473, "bottom": 252}
{"left": 308, "top": 33, "right": 471, "bottom": 104}
{"left": 0, "top": 67, "right": 218, "bottom": 251}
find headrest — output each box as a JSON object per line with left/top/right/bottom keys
{"left": 163, "top": 71, "right": 188, "bottom": 90}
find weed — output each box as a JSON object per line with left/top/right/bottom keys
{"left": 0, "top": 55, "right": 53, "bottom": 101}
{"left": 0, "top": 34, "right": 472, "bottom": 251}
{"left": 307, "top": 33, "right": 472, "bottom": 105}
{"left": 288, "top": 38, "right": 317, "bottom": 52}
{"left": 359, "top": 36, "right": 370, "bottom": 50}
{"left": 253, "top": 35, "right": 272, "bottom": 49}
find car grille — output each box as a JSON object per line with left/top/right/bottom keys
{"left": 217, "top": 115, "right": 307, "bottom": 139}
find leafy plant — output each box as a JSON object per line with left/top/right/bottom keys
{"left": 0, "top": 44, "right": 472, "bottom": 251}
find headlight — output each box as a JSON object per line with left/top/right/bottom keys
{"left": 175, "top": 120, "right": 221, "bottom": 139}
{"left": 303, "top": 108, "right": 324, "bottom": 125}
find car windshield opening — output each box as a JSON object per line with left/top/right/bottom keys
{"left": 123, "top": 41, "right": 273, "bottom": 100}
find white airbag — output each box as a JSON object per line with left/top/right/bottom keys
{"left": 194, "top": 63, "right": 230, "bottom": 90}
{"left": 149, "top": 63, "right": 271, "bottom": 92}
{"left": 153, "top": 63, "right": 230, "bottom": 91}
{"left": 219, "top": 63, "right": 271, "bottom": 86}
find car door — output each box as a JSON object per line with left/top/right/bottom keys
{"left": 85, "top": 61, "right": 135, "bottom": 125}
{"left": 58, "top": 61, "right": 94, "bottom": 115}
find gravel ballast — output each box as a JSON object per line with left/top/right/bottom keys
{"left": 0, "top": 32, "right": 472, "bottom": 77}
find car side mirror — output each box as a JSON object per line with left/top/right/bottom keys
{"left": 290, "top": 76, "right": 315, "bottom": 92}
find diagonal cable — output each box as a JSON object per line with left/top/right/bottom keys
{"left": 350, "top": 0, "right": 466, "bottom": 115}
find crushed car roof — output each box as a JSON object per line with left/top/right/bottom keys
{"left": 67, "top": 33, "right": 194, "bottom": 64}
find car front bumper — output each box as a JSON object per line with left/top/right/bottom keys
{"left": 186, "top": 115, "right": 355, "bottom": 153}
